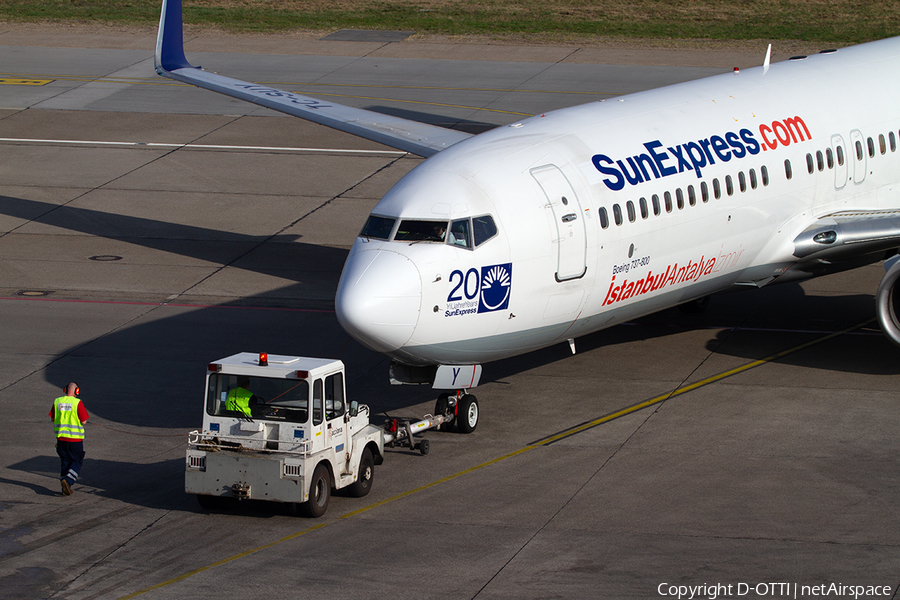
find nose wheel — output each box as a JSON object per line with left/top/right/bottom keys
{"left": 435, "top": 392, "right": 479, "bottom": 433}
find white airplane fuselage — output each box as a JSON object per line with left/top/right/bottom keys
{"left": 152, "top": 2, "right": 900, "bottom": 386}
{"left": 336, "top": 38, "right": 900, "bottom": 369}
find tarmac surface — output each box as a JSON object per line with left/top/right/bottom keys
{"left": 1, "top": 26, "right": 899, "bottom": 600}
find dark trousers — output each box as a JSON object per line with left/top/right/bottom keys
{"left": 56, "top": 440, "right": 85, "bottom": 484}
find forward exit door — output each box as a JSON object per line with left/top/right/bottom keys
{"left": 531, "top": 164, "right": 587, "bottom": 281}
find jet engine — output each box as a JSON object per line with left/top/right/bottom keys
{"left": 875, "top": 255, "right": 900, "bottom": 346}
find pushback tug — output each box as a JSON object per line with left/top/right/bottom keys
{"left": 186, "top": 353, "right": 461, "bottom": 517}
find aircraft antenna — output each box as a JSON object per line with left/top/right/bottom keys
{"left": 763, "top": 44, "right": 772, "bottom": 75}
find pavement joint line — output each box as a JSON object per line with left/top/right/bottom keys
{"left": 115, "top": 319, "right": 872, "bottom": 599}
{"left": 531, "top": 318, "right": 876, "bottom": 446}
{"left": 0, "top": 137, "right": 406, "bottom": 155}
{"left": 0, "top": 72, "right": 624, "bottom": 96}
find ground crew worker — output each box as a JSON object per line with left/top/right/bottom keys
{"left": 50, "top": 382, "right": 88, "bottom": 496}
{"left": 226, "top": 376, "right": 254, "bottom": 416}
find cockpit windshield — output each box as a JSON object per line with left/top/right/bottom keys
{"left": 472, "top": 215, "right": 498, "bottom": 246}
{"left": 358, "top": 214, "right": 498, "bottom": 249}
{"left": 449, "top": 219, "right": 470, "bottom": 248}
{"left": 207, "top": 373, "right": 309, "bottom": 423}
{"left": 359, "top": 215, "right": 395, "bottom": 240}
{"left": 395, "top": 220, "right": 448, "bottom": 242}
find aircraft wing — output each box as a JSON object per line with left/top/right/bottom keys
{"left": 155, "top": 0, "right": 473, "bottom": 158}
{"left": 793, "top": 209, "right": 900, "bottom": 262}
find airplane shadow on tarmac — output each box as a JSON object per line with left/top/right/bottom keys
{"left": 5, "top": 454, "right": 185, "bottom": 508}
{"left": 2, "top": 195, "right": 898, "bottom": 436}
{"left": 6, "top": 453, "right": 361, "bottom": 513}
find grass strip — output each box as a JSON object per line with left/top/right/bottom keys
{"left": 0, "top": 1, "right": 897, "bottom": 44}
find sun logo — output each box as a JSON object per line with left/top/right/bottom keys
{"left": 479, "top": 263, "right": 512, "bottom": 313}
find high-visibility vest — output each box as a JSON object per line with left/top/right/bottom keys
{"left": 53, "top": 396, "right": 85, "bottom": 440}
{"left": 226, "top": 388, "right": 252, "bottom": 415}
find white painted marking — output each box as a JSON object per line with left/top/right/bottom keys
{"left": 0, "top": 138, "right": 406, "bottom": 156}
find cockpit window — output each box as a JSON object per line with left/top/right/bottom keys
{"left": 359, "top": 215, "right": 395, "bottom": 240}
{"left": 449, "top": 219, "right": 471, "bottom": 249}
{"left": 472, "top": 215, "right": 498, "bottom": 247}
{"left": 395, "top": 220, "right": 448, "bottom": 242}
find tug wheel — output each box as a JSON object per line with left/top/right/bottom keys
{"left": 301, "top": 463, "right": 331, "bottom": 518}
{"left": 347, "top": 448, "right": 374, "bottom": 498}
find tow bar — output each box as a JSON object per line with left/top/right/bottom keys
{"left": 383, "top": 413, "right": 454, "bottom": 455}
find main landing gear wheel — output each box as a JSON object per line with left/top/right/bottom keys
{"left": 456, "top": 394, "right": 479, "bottom": 434}
{"left": 678, "top": 295, "right": 711, "bottom": 314}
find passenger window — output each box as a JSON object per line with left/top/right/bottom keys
{"left": 626, "top": 201, "right": 636, "bottom": 222}
{"left": 738, "top": 171, "right": 746, "bottom": 192}
{"left": 599, "top": 207, "right": 609, "bottom": 229}
{"left": 806, "top": 153, "right": 814, "bottom": 174}
{"left": 313, "top": 379, "right": 323, "bottom": 426}
{"left": 472, "top": 215, "right": 498, "bottom": 247}
{"left": 749, "top": 169, "right": 757, "bottom": 189}
{"left": 652, "top": 194, "right": 661, "bottom": 216}
{"left": 867, "top": 137, "right": 875, "bottom": 158}
{"left": 325, "top": 372, "right": 344, "bottom": 421}
{"left": 613, "top": 204, "right": 623, "bottom": 226}
{"left": 701, "top": 181, "right": 709, "bottom": 202}
{"left": 890, "top": 131, "right": 897, "bottom": 152}
{"left": 826, "top": 148, "right": 834, "bottom": 169}
{"left": 837, "top": 145, "right": 845, "bottom": 166}
{"left": 687, "top": 185, "right": 696, "bottom": 206}
{"left": 360, "top": 215, "right": 395, "bottom": 240}
{"left": 761, "top": 165, "right": 769, "bottom": 186}
{"left": 449, "top": 219, "right": 472, "bottom": 249}
{"left": 879, "top": 134, "right": 886, "bottom": 155}
{"left": 816, "top": 151, "right": 824, "bottom": 171}
{"left": 785, "top": 159, "right": 793, "bottom": 180}
{"left": 664, "top": 191, "right": 673, "bottom": 213}
{"left": 726, "top": 175, "right": 734, "bottom": 196}
{"left": 713, "top": 178, "right": 721, "bottom": 199}
{"left": 855, "top": 140, "right": 863, "bottom": 161}
{"left": 639, "top": 197, "right": 648, "bottom": 219}
{"left": 676, "top": 188, "right": 684, "bottom": 210}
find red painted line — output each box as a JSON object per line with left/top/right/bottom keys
{"left": 0, "top": 296, "right": 334, "bottom": 313}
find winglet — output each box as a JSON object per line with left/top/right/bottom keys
{"left": 763, "top": 43, "right": 772, "bottom": 75}
{"left": 155, "top": 0, "right": 195, "bottom": 73}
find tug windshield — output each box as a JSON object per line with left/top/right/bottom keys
{"left": 206, "top": 373, "right": 309, "bottom": 423}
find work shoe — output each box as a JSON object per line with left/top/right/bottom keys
{"left": 61, "top": 479, "right": 72, "bottom": 496}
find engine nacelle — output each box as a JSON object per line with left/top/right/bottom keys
{"left": 875, "top": 255, "right": 900, "bottom": 345}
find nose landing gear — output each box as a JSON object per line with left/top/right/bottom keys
{"left": 435, "top": 391, "right": 479, "bottom": 433}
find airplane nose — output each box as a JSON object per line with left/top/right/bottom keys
{"left": 336, "top": 249, "right": 422, "bottom": 353}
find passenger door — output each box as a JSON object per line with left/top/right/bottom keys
{"left": 531, "top": 164, "right": 587, "bottom": 281}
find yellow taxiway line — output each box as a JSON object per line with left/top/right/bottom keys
{"left": 119, "top": 319, "right": 873, "bottom": 599}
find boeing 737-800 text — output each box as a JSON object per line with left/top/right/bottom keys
{"left": 156, "top": 0, "right": 900, "bottom": 432}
